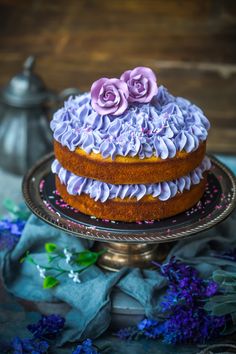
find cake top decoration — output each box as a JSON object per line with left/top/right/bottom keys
{"left": 50, "top": 68, "right": 210, "bottom": 160}
{"left": 120, "top": 66, "right": 158, "bottom": 103}
{"left": 91, "top": 78, "right": 129, "bottom": 116}
{"left": 91, "top": 66, "right": 158, "bottom": 116}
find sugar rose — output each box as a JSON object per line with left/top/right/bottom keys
{"left": 91, "top": 78, "right": 129, "bottom": 116}
{"left": 120, "top": 66, "right": 158, "bottom": 103}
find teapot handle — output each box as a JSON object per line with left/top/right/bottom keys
{"left": 48, "top": 87, "right": 82, "bottom": 114}
{"left": 58, "top": 87, "right": 82, "bottom": 101}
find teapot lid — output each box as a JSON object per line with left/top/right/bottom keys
{"left": 0, "top": 56, "right": 54, "bottom": 107}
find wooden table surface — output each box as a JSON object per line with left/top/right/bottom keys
{"left": 0, "top": 0, "right": 236, "bottom": 154}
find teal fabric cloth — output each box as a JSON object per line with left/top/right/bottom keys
{"left": 168, "top": 209, "right": 236, "bottom": 276}
{"left": 0, "top": 215, "right": 167, "bottom": 345}
{"left": 1, "top": 209, "right": 236, "bottom": 345}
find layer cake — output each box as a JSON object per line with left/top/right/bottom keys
{"left": 50, "top": 67, "right": 211, "bottom": 222}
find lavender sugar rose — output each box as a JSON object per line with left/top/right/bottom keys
{"left": 120, "top": 66, "right": 158, "bottom": 103}
{"left": 91, "top": 77, "right": 129, "bottom": 116}
{"left": 90, "top": 67, "right": 158, "bottom": 116}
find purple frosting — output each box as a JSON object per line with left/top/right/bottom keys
{"left": 52, "top": 157, "right": 211, "bottom": 203}
{"left": 50, "top": 85, "right": 210, "bottom": 160}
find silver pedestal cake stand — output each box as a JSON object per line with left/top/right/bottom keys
{"left": 22, "top": 153, "right": 236, "bottom": 326}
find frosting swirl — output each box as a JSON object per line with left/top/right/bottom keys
{"left": 52, "top": 157, "right": 211, "bottom": 203}
{"left": 50, "top": 85, "right": 210, "bottom": 160}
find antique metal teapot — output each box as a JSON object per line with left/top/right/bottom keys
{"left": 0, "top": 56, "right": 80, "bottom": 175}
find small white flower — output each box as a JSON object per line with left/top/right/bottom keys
{"left": 63, "top": 248, "right": 72, "bottom": 264}
{"left": 72, "top": 273, "right": 81, "bottom": 283}
{"left": 68, "top": 270, "right": 75, "bottom": 278}
{"left": 68, "top": 270, "right": 81, "bottom": 283}
{"left": 36, "top": 264, "right": 46, "bottom": 279}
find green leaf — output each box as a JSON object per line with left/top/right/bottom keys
{"left": 26, "top": 255, "right": 36, "bottom": 265}
{"left": 3, "top": 198, "right": 19, "bottom": 214}
{"left": 43, "top": 276, "right": 59, "bottom": 289}
{"left": 213, "top": 269, "right": 236, "bottom": 283}
{"left": 19, "top": 250, "right": 29, "bottom": 263}
{"left": 3, "top": 199, "right": 30, "bottom": 220}
{"left": 47, "top": 255, "right": 54, "bottom": 263}
{"left": 205, "top": 302, "right": 236, "bottom": 316}
{"left": 75, "top": 250, "right": 99, "bottom": 267}
{"left": 45, "top": 243, "right": 57, "bottom": 253}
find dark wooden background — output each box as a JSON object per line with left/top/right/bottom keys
{"left": 0, "top": 0, "right": 236, "bottom": 153}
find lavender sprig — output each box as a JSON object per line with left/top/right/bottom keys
{"left": 0, "top": 218, "right": 26, "bottom": 250}
{"left": 72, "top": 339, "right": 100, "bottom": 354}
{"left": 154, "top": 257, "right": 219, "bottom": 310}
{"left": 117, "top": 257, "right": 226, "bottom": 345}
{"left": 9, "top": 337, "right": 49, "bottom": 354}
{"left": 155, "top": 258, "right": 225, "bottom": 344}
{"left": 0, "top": 199, "right": 30, "bottom": 251}
{"left": 3, "top": 315, "right": 105, "bottom": 354}
{"left": 27, "top": 314, "right": 65, "bottom": 339}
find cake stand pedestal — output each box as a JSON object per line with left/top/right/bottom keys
{"left": 22, "top": 153, "right": 236, "bottom": 272}
{"left": 94, "top": 242, "right": 170, "bottom": 271}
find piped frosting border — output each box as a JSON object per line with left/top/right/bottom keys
{"left": 52, "top": 157, "right": 211, "bottom": 203}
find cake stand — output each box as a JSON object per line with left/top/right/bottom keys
{"left": 22, "top": 153, "right": 236, "bottom": 272}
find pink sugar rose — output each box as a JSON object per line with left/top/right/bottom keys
{"left": 120, "top": 66, "right": 158, "bottom": 103}
{"left": 91, "top": 78, "right": 129, "bottom": 116}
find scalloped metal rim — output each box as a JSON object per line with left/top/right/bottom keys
{"left": 22, "top": 153, "right": 236, "bottom": 244}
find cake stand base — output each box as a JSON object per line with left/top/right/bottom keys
{"left": 94, "top": 242, "right": 171, "bottom": 271}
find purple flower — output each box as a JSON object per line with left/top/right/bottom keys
{"left": 10, "top": 336, "right": 49, "bottom": 354}
{"left": 117, "top": 257, "right": 226, "bottom": 345}
{"left": 72, "top": 339, "right": 99, "bottom": 354}
{"left": 162, "top": 307, "right": 225, "bottom": 344}
{"left": 155, "top": 258, "right": 225, "bottom": 344}
{"left": 205, "top": 281, "right": 218, "bottom": 297}
{"left": 0, "top": 218, "right": 26, "bottom": 250}
{"left": 137, "top": 318, "right": 158, "bottom": 331}
{"left": 120, "top": 66, "right": 158, "bottom": 103}
{"left": 137, "top": 319, "right": 163, "bottom": 339}
{"left": 27, "top": 314, "right": 65, "bottom": 339}
{"left": 115, "top": 327, "right": 135, "bottom": 340}
{"left": 91, "top": 78, "right": 129, "bottom": 116}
